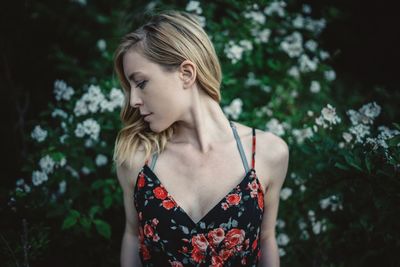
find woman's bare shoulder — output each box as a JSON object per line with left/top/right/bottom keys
{"left": 116, "top": 145, "right": 148, "bottom": 192}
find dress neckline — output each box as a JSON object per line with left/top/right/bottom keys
{"left": 140, "top": 164, "right": 264, "bottom": 227}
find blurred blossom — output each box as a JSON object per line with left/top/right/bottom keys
{"left": 75, "top": 118, "right": 101, "bottom": 141}
{"left": 310, "top": 80, "right": 321, "bottom": 93}
{"left": 239, "top": 40, "right": 253, "bottom": 51}
{"left": 315, "top": 104, "right": 341, "bottom": 129}
{"left": 292, "top": 15, "right": 305, "bottom": 28}
{"left": 302, "top": 4, "right": 312, "bottom": 14}
{"left": 185, "top": 1, "right": 202, "bottom": 15}
{"left": 51, "top": 108, "right": 68, "bottom": 119}
{"left": 31, "top": 125, "right": 47, "bottom": 142}
{"left": 32, "top": 171, "right": 48, "bottom": 186}
{"left": 319, "top": 50, "right": 330, "bottom": 60}
{"left": 244, "top": 10, "right": 266, "bottom": 24}
{"left": 342, "top": 132, "right": 353, "bottom": 143}
{"left": 223, "top": 98, "right": 243, "bottom": 120}
{"left": 292, "top": 127, "right": 313, "bottom": 144}
{"left": 224, "top": 41, "right": 245, "bottom": 64}
{"left": 324, "top": 70, "right": 336, "bottom": 81}
{"left": 266, "top": 118, "right": 285, "bottom": 136}
{"left": 366, "top": 126, "right": 400, "bottom": 151}
{"left": 276, "top": 219, "right": 286, "bottom": 229}
{"left": 277, "top": 233, "right": 290, "bottom": 246}
{"left": 307, "top": 110, "right": 314, "bottom": 117}
{"left": 59, "top": 180, "right": 67, "bottom": 194}
{"left": 245, "top": 72, "right": 260, "bottom": 87}
{"left": 97, "top": 39, "right": 106, "bottom": 51}
{"left": 347, "top": 102, "right": 381, "bottom": 125}
{"left": 305, "top": 39, "right": 318, "bottom": 52}
{"left": 95, "top": 154, "right": 108, "bottom": 167}
{"left": 264, "top": 1, "right": 286, "bottom": 17}
{"left": 349, "top": 124, "right": 371, "bottom": 143}
{"left": 81, "top": 167, "right": 91, "bottom": 175}
{"left": 280, "top": 32, "right": 303, "bottom": 58}
{"left": 319, "top": 195, "right": 343, "bottom": 211}
{"left": 298, "top": 54, "right": 319, "bottom": 72}
{"left": 280, "top": 187, "right": 292, "bottom": 200}
{"left": 39, "top": 155, "right": 55, "bottom": 174}
{"left": 287, "top": 66, "right": 300, "bottom": 79}
{"left": 278, "top": 248, "right": 286, "bottom": 257}
{"left": 251, "top": 28, "right": 271, "bottom": 44}
{"left": 74, "top": 85, "right": 106, "bottom": 116}
{"left": 71, "top": 0, "right": 86, "bottom": 5}
{"left": 54, "top": 80, "right": 74, "bottom": 101}
{"left": 312, "top": 220, "right": 327, "bottom": 234}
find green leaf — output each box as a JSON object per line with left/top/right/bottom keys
{"left": 80, "top": 216, "right": 92, "bottom": 231}
{"left": 94, "top": 219, "right": 111, "bottom": 239}
{"left": 103, "top": 195, "right": 113, "bottom": 209}
{"left": 364, "top": 156, "right": 372, "bottom": 174}
{"left": 62, "top": 210, "right": 80, "bottom": 229}
{"left": 334, "top": 162, "right": 349, "bottom": 170}
{"left": 89, "top": 206, "right": 101, "bottom": 218}
{"left": 344, "top": 154, "right": 363, "bottom": 172}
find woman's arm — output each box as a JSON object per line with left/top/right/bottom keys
{"left": 116, "top": 158, "right": 144, "bottom": 267}
{"left": 258, "top": 134, "right": 289, "bottom": 267}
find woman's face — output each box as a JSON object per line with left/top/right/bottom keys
{"left": 123, "top": 50, "right": 190, "bottom": 132}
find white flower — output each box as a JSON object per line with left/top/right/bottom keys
{"left": 51, "top": 108, "right": 68, "bottom": 119}
{"left": 319, "top": 195, "right": 343, "bottom": 211}
{"left": 287, "top": 66, "right": 300, "bottom": 79}
{"left": 223, "top": 98, "right": 243, "bottom": 120}
{"left": 305, "top": 17, "right": 326, "bottom": 34}
{"left": 39, "top": 155, "right": 55, "bottom": 174}
{"left": 261, "top": 85, "right": 272, "bottom": 93}
{"left": 277, "top": 233, "right": 290, "bottom": 246}
{"left": 298, "top": 54, "right": 319, "bottom": 72}
{"left": 95, "top": 154, "right": 108, "bottom": 167}
{"left": 75, "top": 118, "right": 101, "bottom": 141}
{"left": 310, "top": 80, "right": 321, "bottom": 93}
{"left": 302, "top": 4, "right": 312, "bottom": 14}
{"left": 266, "top": 118, "right": 285, "bottom": 136}
{"left": 324, "top": 70, "right": 336, "bottom": 81}
{"left": 264, "top": 1, "right": 286, "bottom": 17}
{"left": 60, "top": 134, "right": 68, "bottom": 144}
{"left": 305, "top": 39, "right": 318, "bottom": 52}
{"left": 239, "top": 40, "right": 253, "bottom": 51}
{"left": 224, "top": 41, "right": 245, "bottom": 64}
{"left": 244, "top": 72, "right": 260, "bottom": 87}
{"left": 32, "top": 171, "right": 48, "bottom": 186}
{"left": 196, "top": 15, "right": 206, "bottom": 27}
{"left": 81, "top": 166, "right": 91, "bottom": 175}
{"left": 308, "top": 210, "right": 316, "bottom": 222}
{"left": 347, "top": 102, "right": 381, "bottom": 125}
{"left": 244, "top": 11, "right": 266, "bottom": 24}
{"left": 54, "top": 80, "right": 74, "bottom": 101}
{"left": 319, "top": 50, "right": 330, "bottom": 60}
{"left": 276, "top": 219, "right": 286, "bottom": 229}
{"left": 97, "top": 39, "right": 106, "bottom": 51}
{"left": 307, "top": 110, "right": 314, "bottom": 117}
{"left": 31, "top": 125, "right": 48, "bottom": 142}
{"left": 280, "top": 187, "right": 292, "bottom": 200}
{"left": 16, "top": 179, "right": 24, "bottom": 186}
{"left": 315, "top": 104, "right": 341, "bottom": 129}
{"left": 186, "top": 1, "right": 202, "bottom": 15}
{"left": 251, "top": 28, "right": 271, "bottom": 44}
{"left": 349, "top": 124, "right": 371, "bottom": 143}
{"left": 342, "top": 132, "right": 353, "bottom": 143}
{"left": 278, "top": 248, "right": 286, "bottom": 257}
{"left": 292, "top": 127, "right": 313, "bottom": 144}
{"left": 59, "top": 180, "right": 67, "bottom": 194}
{"left": 280, "top": 32, "right": 303, "bottom": 58}
{"left": 74, "top": 85, "right": 106, "bottom": 116}
{"left": 292, "top": 15, "right": 305, "bottom": 28}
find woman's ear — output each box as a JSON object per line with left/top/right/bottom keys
{"left": 179, "top": 60, "right": 197, "bottom": 88}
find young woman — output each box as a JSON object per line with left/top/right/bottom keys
{"left": 113, "top": 10, "right": 289, "bottom": 267}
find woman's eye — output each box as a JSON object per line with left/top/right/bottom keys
{"left": 136, "top": 80, "right": 147, "bottom": 89}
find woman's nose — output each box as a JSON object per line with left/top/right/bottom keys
{"left": 130, "top": 89, "right": 143, "bottom": 108}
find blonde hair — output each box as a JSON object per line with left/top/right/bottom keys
{"left": 113, "top": 10, "right": 222, "bottom": 167}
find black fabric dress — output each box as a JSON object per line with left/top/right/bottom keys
{"left": 133, "top": 121, "right": 266, "bottom": 266}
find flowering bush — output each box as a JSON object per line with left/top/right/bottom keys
{"left": 4, "top": 0, "right": 399, "bottom": 266}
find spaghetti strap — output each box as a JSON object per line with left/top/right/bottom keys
{"left": 251, "top": 127, "right": 256, "bottom": 170}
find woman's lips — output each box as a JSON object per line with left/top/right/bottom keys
{"left": 143, "top": 113, "right": 152, "bottom": 121}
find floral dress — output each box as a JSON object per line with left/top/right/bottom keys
{"left": 133, "top": 121, "right": 266, "bottom": 266}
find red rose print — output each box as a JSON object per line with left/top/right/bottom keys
{"left": 250, "top": 190, "right": 258, "bottom": 198}
{"left": 211, "top": 255, "right": 224, "bottom": 267}
{"left": 152, "top": 234, "right": 160, "bottom": 242}
{"left": 138, "top": 226, "right": 144, "bottom": 243}
{"left": 241, "top": 257, "right": 247, "bottom": 265}
{"left": 169, "top": 261, "right": 183, "bottom": 267}
{"left": 191, "top": 246, "right": 205, "bottom": 263}
{"left": 152, "top": 218, "right": 159, "bottom": 225}
{"left": 207, "top": 228, "right": 225, "bottom": 247}
{"left": 224, "top": 228, "right": 245, "bottom": 249}
{"left": 137, "top": 173, "right": 145, "bottom": 188}
{"left": 221, "top": 202, "right": 229, "bottom": 210}
{"left": 140, "top": 244, "right": 151, "bottom": 260}
{"left": 219, "top": 249, "right": 232, "bottom": 261}
{"left": 249, "top": 180, "right": 259, "bottom": 191}
{"left": 252, "top": 237, "right": 258, "bottom": 251}
{"left": 143, "top": 224, "right": 154, "bottom": 238}
{"left": 191, "top": 234, "right": 208, "bottom": 252}
{"left": 257, "top": 191, "right": 264, "bottom": 209}
{"left": 153, "top": 186, "right": 168, "bottom": 200}
{"left": 244, "top": 238, "right": 250, "bottom": 249}
{"left": 162, "top": 199, "right": 176, "bottom": 210}
{"left": 226, "top": 193, "right": 241, "bottom": 206}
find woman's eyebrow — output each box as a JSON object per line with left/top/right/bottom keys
{"left": 127, "top": 71, "right": 143, "bottom": 82}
